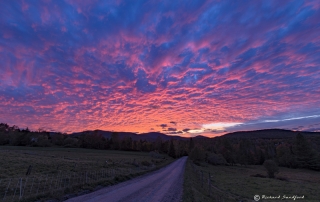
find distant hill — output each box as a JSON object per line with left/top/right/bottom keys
{"left": 70, "top": 130, "right": 191, "bottom": 141}
{"left": 192, "top": 135, "right": 210, "bottom": 139}
{"left": 69, "top": 128, "right": 320, "bottom": 141}
{"left": 222, "top": 129, "right": 320, "bottom": 139}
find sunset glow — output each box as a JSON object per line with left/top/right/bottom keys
{"left": 202, "top": 123, "right": 242, "bottom": 131}
{"left": 0, "top": 0, "right": 320, "bottom": 137}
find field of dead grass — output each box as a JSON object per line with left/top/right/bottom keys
{"left": 183, "top": 159, "right": 320, "bottom": 201}
{"left": 0, "top": 146, "right": 173, "bottom": 202}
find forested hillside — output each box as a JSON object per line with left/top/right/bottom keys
{"left": 1, "top": 123, "right": 320, "bottom": 171}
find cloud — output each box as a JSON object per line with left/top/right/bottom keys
{"left": 0, "top": 0, "right": 319, "bottom": 137}
{"left": 223, "top": 112, "right": 320, "bottom": 133}
{"left": 159, "top": 124, "right": 168, "bottom": 128}
{"left": 165, "top": 130, "right": 183, "bottom": 135}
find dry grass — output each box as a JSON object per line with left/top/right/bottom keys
{"left": 0, "top": 146, "right": 173, "bottom": 202}
{"left": 0, "top": 146, "right": 170, "bottom": 178}
{"left": 183, "top": 159, "right": 320, "bottom": 201}
{"left": 183, "top": 159, "right": 235, "bottom": 202}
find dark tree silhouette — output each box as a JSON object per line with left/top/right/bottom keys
{"left": 238, "top": 140, "right": 250, "bottom": 166}
{"left": 189, "top": 138, "right": 194, "bottom": 153}
{"left": 155, "top": 136, "right": 162, "bottom": 151}
{"left": 189, "top": 145, "right": 205, "bottom": 163}
{"left": 168, "top": 139, "right": 176, "bottom": 158}
{"left": 111, "top": 132, "right": 120, "bottom": 150}
{"left": 294, "top": 133, "right": 318, "bottom": 170}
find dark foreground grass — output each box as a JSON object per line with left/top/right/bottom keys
{"left": 0, "top": 146, "right": 174, "bottom": 202}
{"left": 183, "top": 159, "right": 213, "bottom": 202}
{"left": 183, "top": 159, "right": 234, "bottom": 202}
{"left": 0, "top": 146, "right": 171, "bottom": 178}
{"left": 183, "top": 159, "right": 320, "bottom": 202}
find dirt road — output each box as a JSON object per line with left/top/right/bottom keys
{"left": 65, "top": 156, "right": 187, "bottom": 202}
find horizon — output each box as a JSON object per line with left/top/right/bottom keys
{"left": 70, "top": 128, "right": 320, "bottom": 139}
{"left": 2, "top": 122, "right": 319, "bottom": 139}
{"left": 1, "top": 0, "right": 320, "bottom": 138}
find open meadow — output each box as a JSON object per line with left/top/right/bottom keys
{"left": 183, "top": 159, "right": 320, "bottom": 202}
{"left": 0, "top": 146, "right": 173, "bottom": 202}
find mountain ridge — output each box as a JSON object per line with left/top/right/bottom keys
{"left": 68, "top": 128, "right": 320, "bottom": 140}
{"left": 221, "top": 128, "right": 320, "bottom": 138}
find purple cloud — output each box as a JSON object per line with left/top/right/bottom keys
{"left": 0, "top": 0, "right": 319, "bottom": 137}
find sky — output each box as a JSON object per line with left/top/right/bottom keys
{"left": 0, "top": 0, "right": 320, "bottom": 137}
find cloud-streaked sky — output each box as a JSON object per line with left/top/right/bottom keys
{"left": 1, "top": 0, "right": 320, "bottom": 137}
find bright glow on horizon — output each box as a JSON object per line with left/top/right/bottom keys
{"left": 202, "top": 122, "right": 243, "bottom": 130}
{"left": 188, "top": 129, "right": 205, "bottom": 134}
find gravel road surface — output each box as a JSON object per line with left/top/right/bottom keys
{"left": 65, "top": 156, "right": 187, "bottom": 202}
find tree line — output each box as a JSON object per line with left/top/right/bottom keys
{"left": 1, "top": 123, "right": 320, "bottom": 171}
{"left": 0, "top": 123, "right": 187, "bottom": 158}
{"left": 188, "top": 132, "right": 320, "bottom": 171}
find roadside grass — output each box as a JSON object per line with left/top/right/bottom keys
{"left": 0, "top": 146, "right": 174, "bottom": 201}
{"left": 183, "top": 159, "right": 320, "bottom": 201}
{"left": 182, "top": 160, "right": 213, "bottom": 202}
{"left": 183, "top": 159, "right": 234, "bottom": 202}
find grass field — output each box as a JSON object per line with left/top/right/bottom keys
{"left": 0, "top": 146, "right": 174, "bottom": 202}
{"left": 183, "top": 159, "right": 320, "bottom": 202}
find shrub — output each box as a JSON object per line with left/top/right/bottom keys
{"left": 263, "top": 159, "right": 279, "bottom": 178}
{"left": 149, "top": 151, "right": 163, "bottom": 159}
{"left": 63, "top": 137, "right": 79, "bottom": 148}
{"left": 207, "top": 153, "right": 227, "bottom": 165}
